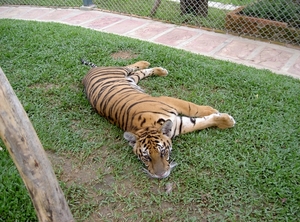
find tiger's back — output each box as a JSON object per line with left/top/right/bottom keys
{"left": 82, "top": 63, "right": 175, "bottom": 133}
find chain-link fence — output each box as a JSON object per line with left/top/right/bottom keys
{"left": 1, "top": 0, "right": 299, "bottom": 46}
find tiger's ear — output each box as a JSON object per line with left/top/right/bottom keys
{"left": 160, "top": 119, "right": 173, "bottom": 138}
{"left": 124, "top": 132, "right": 137, "bottom": 147}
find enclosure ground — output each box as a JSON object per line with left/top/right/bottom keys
{"left": 1, "top": 16, "right": 299, "bottom": 221}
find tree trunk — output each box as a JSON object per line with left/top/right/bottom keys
{"left": 180, "top": 0, "right": 208, "bottom": 17}
{"left": 0, "top": 68, "right": 74, "bottom": 222}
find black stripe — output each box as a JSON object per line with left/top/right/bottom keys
{"left": 140, "top": 118, "right": 146, "bottom": 127}
{"left": 123, "top": 97, "right": 177, "bottom": 130}
{"left": 171, "top": 119, "right": 177, "bottom": 139}
{"left": 134, "top": 75, "right": 141, "bottom": 82}
{"left": 190, "top": 117, "right": 196, "bottom": 125}
{"left": 118, "top": 93, "right": 144, "bottom": 130}
{"left": 109, "top": 89, "right": 138, "bottom": 121}
{"left": 179, "top": 116, "right": 183, "bottom": 135}
{"left": 123, "top": 99, "right": 160, "bottom": 130}
{"left": 99, "top": 85, "right": 132, "bottom": 115}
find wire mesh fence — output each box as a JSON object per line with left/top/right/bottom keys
{"left": 1, "top": 0, "right": 299, "bottom": 46}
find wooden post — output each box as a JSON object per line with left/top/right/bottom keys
{"left": 0, "top": 68, "right": 74, "bottom": 222}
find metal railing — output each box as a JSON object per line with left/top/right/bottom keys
{"left": 1, "top": 0, "right": 299, "bottom": 46}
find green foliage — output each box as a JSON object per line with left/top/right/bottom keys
{"left": 241, "top": 0, "right": 300, "bottom": 28}
{"left": 0, "top": 19, "right": 299, "bottom": 221}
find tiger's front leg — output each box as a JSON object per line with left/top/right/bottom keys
{"left": 172, "top": 113, "right": 235, "bottom": 137}
{"left": 158, "top": 96, "right": 219, "bottom": 117}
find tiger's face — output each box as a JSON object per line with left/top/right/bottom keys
{"left": 124, "top": 120, "right": 177, "bottom": 179}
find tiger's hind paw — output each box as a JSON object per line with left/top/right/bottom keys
{"left": 153, "top": 67, "right": 168, "bottom": 76}
{"left": 130, "top": 61, "right": 150, "bottom": 70}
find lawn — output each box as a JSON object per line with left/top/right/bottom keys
{"left": 0, "top": 19, "right": 299, "bottom": 221}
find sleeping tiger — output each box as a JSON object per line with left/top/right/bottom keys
{"left": 82, "top": 60, "right": 235, "bottom": 179}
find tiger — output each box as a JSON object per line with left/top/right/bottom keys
{"left": 81, "top": 59, "right": 235, "bottom": 179}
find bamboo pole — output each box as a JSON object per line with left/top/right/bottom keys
{"left": 0, "top": 68, "right": 74, "bottom": 222}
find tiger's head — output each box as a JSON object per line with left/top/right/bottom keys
{"left": 124, "top": 120, "right": 177, "bottom": 179}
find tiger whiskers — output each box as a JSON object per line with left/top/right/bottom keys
{"left": 170, "top": 161, "right": 178, "bottom": 169}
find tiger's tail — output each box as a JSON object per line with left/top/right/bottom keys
{"left": 81, "top": 58, "right": 98, "bottom": 68}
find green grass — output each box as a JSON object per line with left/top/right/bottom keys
{"left": 0, "top": 148, "right": 36, "bottom": 221}
{"left": 0, "top": 19, "right": 299, "bottom": 221}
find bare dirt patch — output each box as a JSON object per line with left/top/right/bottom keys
{"left": 46, "top": 150, "right": 100, "bottom": 186}
{"left": 45, "top": 149, "right": 211, "bottom": 221}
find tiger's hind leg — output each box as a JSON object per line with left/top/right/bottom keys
{"left": 126, "top": 61, "right": 150, "bottom": 71}
{"left": 129, "top": 67, "right": 168, "bottom": 84}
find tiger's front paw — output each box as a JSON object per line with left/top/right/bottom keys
{"left": 214, "top": 113, "right": 236, "bottom": 129}
{"left": 153, "top": 67, "right": 168, "bottom": 76}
